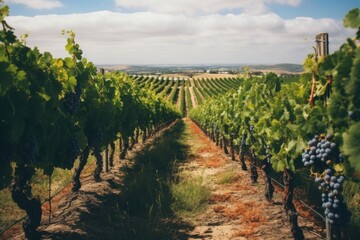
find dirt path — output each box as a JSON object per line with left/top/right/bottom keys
{"left": 178, "top": 118, "right": 324, "bottom": 240}
{"left": 189, "top": 86, "right": 198, "bottom": 108}
{"left": 4, "top": 119, "right": 325, "bottom": 240}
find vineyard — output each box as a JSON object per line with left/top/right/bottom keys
{"left": 131, "top": 75, "right": 244, "bottom": 116}
{"left": 1, "top": 2, "right": 360, "bottom": 240}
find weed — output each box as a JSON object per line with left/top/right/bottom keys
{"left": 215, "top": 169, "right": 240, "bottom": 185}
{"left": 171, "top": 175, "right": 211, "bottom": 216}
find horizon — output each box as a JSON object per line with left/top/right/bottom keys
{"left": 96, "top": 63, "right": 302, "bottom": 66}
{"left": 3, "top": 0, "right": 359, "bottom": 65}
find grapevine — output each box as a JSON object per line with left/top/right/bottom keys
{"left": 0, "top": 2, "right": 181, "bottom": 238}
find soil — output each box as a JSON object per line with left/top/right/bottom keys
{"left": 1, "top": 119, "right": 325, "bottom": 240}
{"left": 179, "top": 119, "right": 324, "bottom": 239}
{"left": 189, "top": 86, "right": 197, "bottom": 108}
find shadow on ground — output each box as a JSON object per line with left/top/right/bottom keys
{"left": 117, "top": 119, "right": 193, "bottom": 239}
{"left": 38, "top": 120, "right": 194, "bottom": 240}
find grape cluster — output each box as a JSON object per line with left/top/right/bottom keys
{"left": 301, "top": 135, "right": 341, "bottom": 167}
{"left": 66, "top": 136, "right": 80, "bottom": 162}
{"left": 265, "top": 145, "right": 272, "bottom": 161}
{"left": 316, "top": 169, "right": 350, "bottom": 225}
{"left": 249, "top": 125, "right": 255, "bottom": 137}
{"left": 20, "top": 134, "right": 37, "bottom": 164}
{"left": 64, "top": 84, "right": 82, "bottom": 115}
{"left": 302, "top": 135, "right": 350, "bottom": 226}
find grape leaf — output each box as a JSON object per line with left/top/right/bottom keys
{"left": 342, "top": 122, "right": 360, "bottom": 173}
{"left": 343, "top": 8, "right": 360, "bottom": 28}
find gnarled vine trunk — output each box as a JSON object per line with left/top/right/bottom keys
{"left": 250, "top": 148, "right": 258, "bottom": 183}
{"left": 223, "top": 135, "right": 229, "bottom": 155}
{"left": 283, "top": 168, "right": 304, "bottom": 240}
{"left": 129, "top": 135, "right": 135, "bottom": 150}
{"left": 215, "top": 130, "right": 219, "bottom": 146}
{"left": 109, "top": 142, "right": 115, "bottom": 167}
{"left": 93, "top": 146, "right": 103, "bottom": 182}
{"left": 261, "top": 159, "right": 274, "bottom": 202}
{"left": 120, "top": 137, "right": 129, "bottom": 159}
{"left": 72, "top": 146, "right": 90, "bottom": 192}
{"left": 239, "top": 134, "right": 247, "bottom": 171}
{"left": 11, "top": 164, "right": 42, "bottom": 240}
{"left": 230, "top": 133, "right": 235, "bottom": 161}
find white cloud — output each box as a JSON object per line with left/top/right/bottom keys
{"left": 7, "top": 0, "right": 63, "bottom": 10}
{"left": 6, "top": 10, "right": 355, "bottom": 65}
{"left": 114, "top": 0, "right": 301, "bottom": 15}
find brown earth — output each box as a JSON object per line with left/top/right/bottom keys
{"left": 2, "top": 119, "right": 325, "bottom": 240}
{"left": 179, "top": 119, "right": 324, "bottom": 239}
{"left": 189, "top": 86, "right": 198, "bottom": 108}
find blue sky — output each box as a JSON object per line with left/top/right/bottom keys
{"left": 3, "top": 0, "right": 359, "bottom": 65}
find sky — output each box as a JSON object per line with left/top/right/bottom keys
{"left": 2, "top": 0, "right": 359, "bottom": 65}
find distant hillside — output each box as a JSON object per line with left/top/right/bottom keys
{"left": 98, "top": 63, "right": 303, "bottom": 75}
{"left": 250, "top": 64, "right": 303, "bottom": 73}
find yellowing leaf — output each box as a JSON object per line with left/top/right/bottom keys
{"left": 333, "top": 164, "right": 344, "bottom": 173}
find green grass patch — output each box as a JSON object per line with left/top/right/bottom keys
{"left": 171, "top": 175, "right": 211, "bottom": 216}
{"left": 117, "top": 120, "right": 193, "bottom": 239}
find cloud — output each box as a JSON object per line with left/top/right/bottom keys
{"left": 114, "top": 0, "right": 301, "bottom": 15}
{"left": 6, "top": 10, "right": 355, "bottom": 65}
{"left": 6, "top": 0, "right": 63, "bottom": 10}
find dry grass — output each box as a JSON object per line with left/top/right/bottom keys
{"left": 196, "top": 154, "right": 227, "bottom": 168}
{"left": 213, "top": 205, "right": 226, "bottom": 213}
{"left": 185, "top": 119, "right": 229, "bottom": 169}
{"left": 230, "top": 182, "right": 259, "bottom": 195}
{"left": 220, "top": 201, "right": 267, "bottom": 223}
{"left": 210, "top": 193, "right": 232, "bottom": 203}
{"left": 232, "top": 227, "right": 257, "bottom": 238}
{"left": 226, "top": 202, "right": 267, "bottom": 238}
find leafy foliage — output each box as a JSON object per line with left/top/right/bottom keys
{"left": 0, "top": 2, "right": 180, "bottom": 191}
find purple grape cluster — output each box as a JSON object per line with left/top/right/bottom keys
{"left": 20, "top": 134, "right": 37, "bottom": 164}
{"left": 302, "top": 135, "right": 350, "bottom": 226}
{"left": 302, "top": 135, "right": 341, "bottom": 167}
{"left": 265, "top": 145, "right": 272, "bottom": 161}
{"left": 64, "top": 84, "right": 82, "bottom": 115}
{"left": 66, "top": 136, "right": 80, "bottom": 162}
{"left": 316, "top": 169, "right": 350, "bottom": 225}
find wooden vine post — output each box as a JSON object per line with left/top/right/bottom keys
{"left": 315, "top": 33, "right": 335, "bottom": 240}
{"left": 310, "top": 33, "right": 329, "bottom": 107}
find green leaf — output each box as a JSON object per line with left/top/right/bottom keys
{"left": 64, "top": 57, "right": 75, "bottom": 68}
{"left": 37, "top": 92, "right": 51, "bottom": 101}
{"left": 69, "top": 76, "right": 77, "bottom": 86}
{"left": 287, "top": 140, "right": 297, "bottom": 152}
{"left": 342, "top": 122, "right": 360, "bottom": 173}
{"left": 0, "top": 5, "right": 10, "bottom": 21}
{"left": 343, "top": 8, "right": 360, "bottom": 28}
{"left": 272, "top": 158, "right": 285, "bottom": 172}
